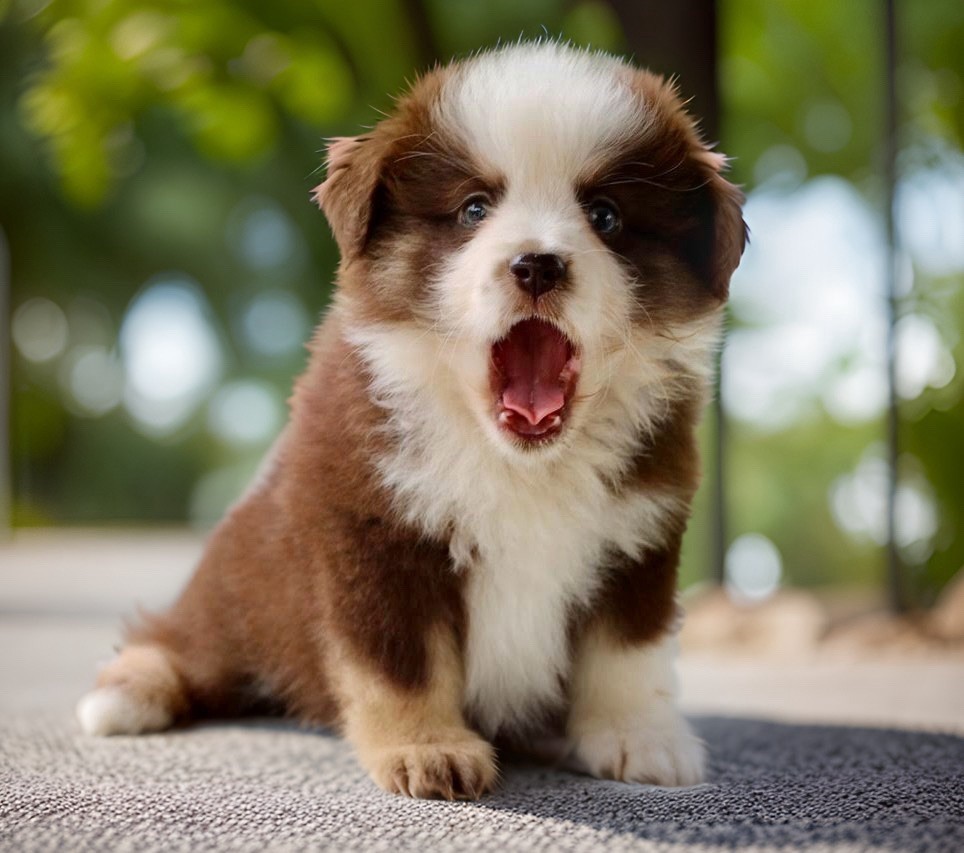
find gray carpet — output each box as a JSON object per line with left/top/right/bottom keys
{"left": 3, "top": 713, "right": 962, "bottom": 852}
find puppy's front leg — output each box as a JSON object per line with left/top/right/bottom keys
{"left": 331, "top": 624, "right": 497, "bottom": 799}
{"left": 567, "top": 625, "right": 704, "bottom": 786}
{"left": 567, "top": 544, "right": 705, "bottom": 787}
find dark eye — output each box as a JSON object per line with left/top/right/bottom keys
{"left": 587, "top": 199, "right": 621, "bottom": 236}
{"left": 459, "top": 195, "right": 489, "bottom": 227}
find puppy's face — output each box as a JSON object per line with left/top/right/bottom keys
{"left": 316, "top": 44, "right": 746, "bottom": 456}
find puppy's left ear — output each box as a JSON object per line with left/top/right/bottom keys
{"left": 690, "top": 150, "right": 748, "bottom": 301}
{"left": 312, "top": 135, "right": 384, "bottom": 258}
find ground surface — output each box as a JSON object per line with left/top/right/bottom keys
{"left": 2, "top": 530, "right": 963, "bottom": 852}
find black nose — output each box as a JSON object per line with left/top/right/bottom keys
{"left": 509, "top": 253, "right": 567, "bottom": 299}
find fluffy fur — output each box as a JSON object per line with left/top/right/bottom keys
{"left": 78, "top": 42, "right": 746, "bottom": 800}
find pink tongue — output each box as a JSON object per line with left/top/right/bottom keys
{"left": 496, "top": 320, "right": 570, "bottom": 426}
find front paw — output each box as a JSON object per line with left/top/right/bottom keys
{"left": 366, "top": 731, "right": 498, "bottom": 800}
{"left": 570, "top": 709, "right": 705, "bottom": 787}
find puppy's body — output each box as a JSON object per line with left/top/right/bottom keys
{"left": 78, "top": 43, "right": 746, "bottom": 799}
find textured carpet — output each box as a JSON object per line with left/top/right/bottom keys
{"left": 3, "top": 713, "right": 962, "bottom": 852}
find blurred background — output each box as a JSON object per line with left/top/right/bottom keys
{"left": 0, "top": 0, "right": 962, "bottom": 629}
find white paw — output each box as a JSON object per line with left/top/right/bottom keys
{"left": 570, "top": 708, "right": 706, "bottom": 787}
{"left": 76, "top": 687, "right": 172, "bottom": 736}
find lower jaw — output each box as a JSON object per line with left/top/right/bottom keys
{"left": 495, "top": 409, "right": 569, "bottom": 445}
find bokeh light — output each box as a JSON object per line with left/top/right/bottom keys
{"left": 829, "top": 447, "right": 939, "bottom": 561}
{"left": 12, "top": 297, "right": 68, "bottom": 363}
{"left": 752, "top": 144, "right": 808, "bottom": 188}
{"left": 896, "top": 314, "right": 956, "bottom": 400}
{"left": 898, "top": 149, "right": 964, "bottom": 277}
{"left": 207, "top": 380, "right": 284, "bottom": 447}
{"left": 801, "top": 99, "right": 853, "bottom": 153}
{"left": 239, "top": 289, "right": 310, "bottom": 358}
{"left": 119, "top": 276, "right": 223, "bottom": 436}
{"left": 724, "top": 177, "right": 887, "bottom": 430}
{"left": 227, "top": 197, "right": 306, "bottom": 272}
{"left": 58, "top": 345, "right": 123, "bottom": 417}
{"left": 725, "top": 533, "right": 783, "bottom": 604}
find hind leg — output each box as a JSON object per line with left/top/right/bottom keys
{"left": 77, "top": 554, "right": 246, "bottom": 736}
{"left": 77, "top": 643, "right": 189, "bottom": 736}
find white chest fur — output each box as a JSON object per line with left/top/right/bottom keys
{"left": 374, "top": 417, "right": 679, "bottom": 737}
{"left": 459, "top": 492, "right": 607, "bottom": 736}
{"left": 455, "top": 475, "right": 682, "bottom": 737}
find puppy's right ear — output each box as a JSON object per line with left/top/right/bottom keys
{"left": 312, "top": 135, "right": 384, "bottom": 258}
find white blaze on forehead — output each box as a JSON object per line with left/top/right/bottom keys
{"left": 439, "top": 43, "right": 643, "bottom": 186}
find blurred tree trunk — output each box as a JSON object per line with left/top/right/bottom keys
{"left": 606, "top": 0, "right": 727, "bottom": 586}
{"left": 882, "top": 0, "right": 905, "bottom": 612}
{"left": 607, "top": 0, "right": 720, "bottom": 142}
{"left": 401, "top": 0, "right": 440, "bottom": 68}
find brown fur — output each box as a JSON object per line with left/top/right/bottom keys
{"left": 333, "top": 624, "right": 497, "bottom": 799}
{"left": 125, "top": 320, "right": 464, "bottom": 724}
{"left": 576, "top": 69, "right": 746, "bottom": 325}
{"left": 571, "top": 395, "right": 703, "bottom": 651}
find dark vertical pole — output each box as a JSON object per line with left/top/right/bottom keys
{"left": 608, "top": 0, "right": 726, "bottom": 584}
{"left": 0, "top": 227, "right": 11, "bottom": 538}
{"left": 399, "top": 0, "right": 439, "bottom": 68}
{"left": 883, "top": 0, "right": 904, "bottom": 612}
{"left": 710, "top": 370, "right": 726, "bottom": 584}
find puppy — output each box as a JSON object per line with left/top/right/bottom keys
{"left": 78, "top": 41, "right": 746, "bottom": 800}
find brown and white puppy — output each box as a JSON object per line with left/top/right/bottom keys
{"left": 77, "top": 42, "right": 746, "bottom": 800}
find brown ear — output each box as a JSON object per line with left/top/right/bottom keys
{"left": 691, "top": 150, "right": 749, "bottom": 300}
{"left": 623, "top": 70, "right": 746, "bottom": 299}
{"left": 311, "top": 135, "right": 384, "bottom": 257}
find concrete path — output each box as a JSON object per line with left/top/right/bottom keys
{"left": 3, "top": 529, "right": 961, "bottom": 731}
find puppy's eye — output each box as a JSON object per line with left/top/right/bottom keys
{"left": 587, "top": 199, "right": 621, "bottom": 237}
{"left": 459, "top": 196, "right": 489, "bottom": 227}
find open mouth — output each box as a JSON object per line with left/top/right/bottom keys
{"left": 490, "top": 318, "right": 580, "bottom": 444}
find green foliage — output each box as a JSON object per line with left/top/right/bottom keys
{"left": 903, "top": 279, "right": 964, "bottom": 601}
{"left": 14, "top": 0, "right": 360, "bottom": 204}
{"left": 720, "top": 0, "right": 964, "bottom": 601}
{"left": 722, "top": 0, "right": 881, "bottom": 186}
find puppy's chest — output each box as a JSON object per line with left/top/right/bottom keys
{"left": 454, "top": 493, "right": 623, "bottom": 738}
{"left": 375, "top": 406, "right": 675, "bottom": 735}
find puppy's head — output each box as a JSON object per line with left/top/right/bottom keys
{"left": 315, "top": 43, "right": 746, "bottom": 456}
